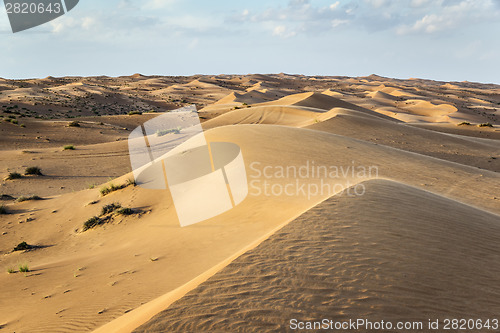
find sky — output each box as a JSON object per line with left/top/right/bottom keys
{"left": 1, "top": 0, "right": 500, "bottom": 83}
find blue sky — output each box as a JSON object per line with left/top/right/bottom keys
{"left": 1, "top": 0, "right": 500, "bottom": 83}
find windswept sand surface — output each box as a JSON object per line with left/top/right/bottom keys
{"left": 134, "top": 180, "right": 500, "bottom": 333}
{"left": 0, "top": 74, "right": 499, "bottom": 332}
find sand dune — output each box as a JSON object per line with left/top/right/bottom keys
{"left": 133, "top": 179, "right": 500, "bottom": 333}
{"left": 368, "top": 90, "right": 402, "bottom": 101}
{"left": 214, "top": 91, "right": 273, "bottom": 105}
{"left": 321, "top": 89, "right": 344, "bottom": 98}
{"left": 399, "top": 99, "right": 457, "bottom": 117}
{"left": 202, "top": 105, "right": 332, "bottom": 128}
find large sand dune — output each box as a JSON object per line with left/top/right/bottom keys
{"left": 133, "top": 179, "right": 500, "bottom": 332}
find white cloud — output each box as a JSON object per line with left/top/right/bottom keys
{"left": 398, "top": 0, "right": 500, "bottom": 35}
{"left": 365, "top": 0, "right": 391, "bottom": 8}
{"left": 331, "top": 19, "right": 349, "bottom": 28}
{"left": 188, "top": 38, "right": 199, "bottom": 49}
{"left": 81, "top": 17, "right": 96, "bottom": 30}
{"left": 142, "top": 0, "right": 176, "bottom": 10}
{"left": 330, "top": 1, "right": 340, "bottom": 10}
{"left": 273, "top": 25, "right": 297, "bottom": 38}
{"left": 410, "top": 0, "right": 433, "bottom": 7}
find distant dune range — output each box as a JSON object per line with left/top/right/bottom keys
{"left": 0, "top": 74, "right": 499, "bottom": 332}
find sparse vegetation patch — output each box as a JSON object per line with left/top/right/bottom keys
{"left": 101, "top": 203, "right": 122, "bottom": 215}
{"left": 25, "top": 166, "right": 43, "bottom": 176}
{"left": 128, "top": 111, "right": 142, "bottom": 115}
{"left": 100, "top": 183, "right": 125, "bottom": 196}
{"left": 156, "top": 126, "right": 182, "bottom": 137}
{"left": 5, "top": 172, "right": 22, "bottom": 180}
{"left": 82, "top": 202, "right": 136, "bottom": 232}
{"left": 13, "top": 241, "right": 33, "bottom": 252}
{"left": 18, "top": 264, "right": 29, "bottom": 273}
{"left": 83, "top": 216, "right": 105, "bottom": 231}
{"left": 99, "top": 179, "right": 136, "bottom": 197}
{"left": 16, "top": 195, "right": 43, "bottom": 202}
{"left": 117, "top": 208, "right": 134, "bottom": 215}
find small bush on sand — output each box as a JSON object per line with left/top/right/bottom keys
{"left": 63, "top": 145, "right": 75, "bottom": 150}
{"left": 83, "top": 216, "right": 102, "bottom": 231}
{"left": 16, "top": 195, "right": 43, "bottom": 202}
{"left": 0, "top": 205, "right": 8, "bottom": 214}
{"left": 5, "top": 172, "right": 22, "bottom": 180}
{"left": 18, "top": 264, "right": 29, "bottom": 273}
{"left": 128, "top": 111, "right": 142, "bottom": 116}
{"left": 117, "top": 208, "right": 134, "bottom": 215}
{"left": 478, "top": 123, "right": 493, "bottom": 128}
{"left": 7, "top": 268, "right": 15, "bottom": 274}
{"left": 99, "top": 179, "right": 136, "bottom": 196}
{"left": 156, "top": 127, "right": 181, "bottom": 137}
{"left": 101, "top": 203, "right": 122, "bottom": 215}
{"left": 83, "top": 202, "right": 135, "bottom": 231}
{"left": 13, "top": 241, "right": 33, "bottom": 252}
{"left": 99, "top": 183, "right": 125, "bottom": 196}
{"left": 67, "top": 121, "right": 80, "bottom": 127}
{"left": 25, "top": 166, "right": 43, "bottom": 176}
{"left": 457, "top": 121, "right": 470, "bottom": 126}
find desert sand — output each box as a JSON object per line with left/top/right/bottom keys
{"left": 0, "top": 74, "right": 499, "bottom": 332}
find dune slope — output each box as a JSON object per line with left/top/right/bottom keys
{"left": 134, "top": 179, "right": 500, "bottom": 333}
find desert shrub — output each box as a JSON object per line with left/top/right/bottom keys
{"left": 67, "top": 121, "right": 80, "bottom": 127}
{"left": 83, "top": 216, "right": 101, "bottom": 231}
{"left": 156, "top": 127, "right": 182, "bottom": 137}
{"left": 18, "top": 264, "right": 29, "bottom": 273}
{"left": 0, "top": 205, "right": 7, "bottom": 214}
{"left": 128, "top": 111, "right": 142, "bottom": 116}
{"left": 117, "top": 208, "right": 134, "bottom": 215}
{"left": 457, "top": 121, "right": 470, "bottom": 126}
{"left": 478, "top": 123, "right": 493, "bottom": 128}
{"left": 63, "top": 145, "right": 75, "bottom": 150}
{"left": 101, "top": 203, "right": 122, "bottom": 215}
{"left": 99, "top": 183, "right": 125, "bottom": 196}
{"left": 20, "top": 124, "right": 25, "bottom": 128}
{"left": 7, "top": 268, "right": 15, "bottom": 274}
{"left": 83, "top": 201, "right": 136, "bottom": 231}
{"left": 13, "top": 241, "right": 32, "bottom": 252}
{"left": 5, "top": 172, "right": 22, "bottom": 180}
{"left": 25, "top": 166, "right": 43, "bottom": 176}
{"left": 126, "top": 178, "right": 137, "bottom": 187}
{"left": 16, "top": 195, "right": 42, "bottom": 202}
